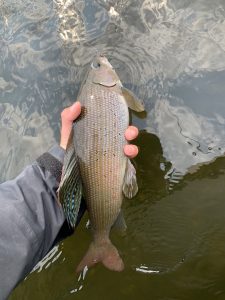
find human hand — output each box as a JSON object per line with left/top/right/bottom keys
{"left": 60, "top": 102, "right": 139, "bottom": 158}
{"left": 60, "top": 102, "right": 81, "bottom": 150}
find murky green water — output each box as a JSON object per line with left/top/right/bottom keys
{"left": 1, "top": 0, "right": 225, "bottom": 298}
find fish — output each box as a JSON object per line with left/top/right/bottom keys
{"left": 58, "top": 54, "right": 144, "bottom": 272}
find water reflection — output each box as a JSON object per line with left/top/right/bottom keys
{"left": 127, "top": 130, "right": 225, "bottom": 277}
{"left": 0, "top": 103, "right": 54, "bottom": 181}
{"left": 54, "top": 0, "right": 85, "bottom": 45}
{"left": 147, "top": 70, "right": 225, "bottom": 176}
{"left": 147, "top": 97, "right": 225, "bottom": 173}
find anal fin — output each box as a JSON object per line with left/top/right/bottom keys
{"left": 112, "top": 210, "right": 127, "bottom": 231}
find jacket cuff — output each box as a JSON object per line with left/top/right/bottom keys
{"left": 48, "top": 145, "right": 65, "bottom": 163}
{"left": 36, "top": 145, "right": 65, "bottom": 183}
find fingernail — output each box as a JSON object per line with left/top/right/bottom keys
{"left": 69, "top": 102, "right": 78, "bottom": 111}
{"left": 130, "top": 144, "right": 138, "bottom": 153}
{"left": 124, "top": 144, "right": 138, "bottom": 157}
{"left": 130, "top": 128, "right": 137, "bottom": 138}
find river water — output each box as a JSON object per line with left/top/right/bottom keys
{"left": 1, "top": 0, "right": 225, "bottom": 299}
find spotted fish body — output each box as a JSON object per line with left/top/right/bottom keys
{"left": 59, "top": 55, "right": 144, "bottom": 272}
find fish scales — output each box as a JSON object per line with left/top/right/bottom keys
{"left": 74, "top": 83, "right": 129, "bottom": 232}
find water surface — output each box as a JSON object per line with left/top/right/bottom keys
{"left": 1, "top": 0, "right": 225, "bottom": 299}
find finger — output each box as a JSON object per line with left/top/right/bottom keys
{"left": 124, "top": 126, "right": 139, "bottom": 141}
{"left": 60, "top": 102, "right": 81, "bottom": 150}
{"left": 123, "top": 144, "right": 139, "bottom": 158}
{"left": 61, "top": 102, "right": 81, "bottom": 125}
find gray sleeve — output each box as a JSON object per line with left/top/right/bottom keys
{"left": 0, "top": 145, "right": 67, "bottom": 300}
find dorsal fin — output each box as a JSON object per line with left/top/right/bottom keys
{"left": 58, "top": 129, "right": 83, "bottom": 227}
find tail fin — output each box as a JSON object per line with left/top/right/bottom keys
{"left": 76, "top": 240, "right": 124, "bottom": 273}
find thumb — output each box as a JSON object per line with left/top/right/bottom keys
{"left": 61, "top": 101, "right": 81, "bottom": 123}
{"left": 60, "top": 101, "right": 81, "bottom": 150}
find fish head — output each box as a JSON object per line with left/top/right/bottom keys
{"left": 90, "top": 54, "right": 121, "bottom": 88}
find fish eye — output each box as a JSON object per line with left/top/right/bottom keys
{"left": 91, "top": 61, "right": 101, "bottom": 69}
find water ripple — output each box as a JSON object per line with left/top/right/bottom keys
{"left": 0, "top": 103, "right": 55, "bottom": 181}
{"left": 2, "top": 0, "right": 225, "bottom": 297}
{"left": 54, "top": 0, "right": 86, "bottom": 46}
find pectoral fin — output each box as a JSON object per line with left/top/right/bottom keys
{"left": 122, "top": 159, "right": 138, "bottom": 199}
{"left": 58, "top": 130, "right": 82, "bottom": 228}
{"left": 122, "top": 87, "right": 145, "bottom": 112}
